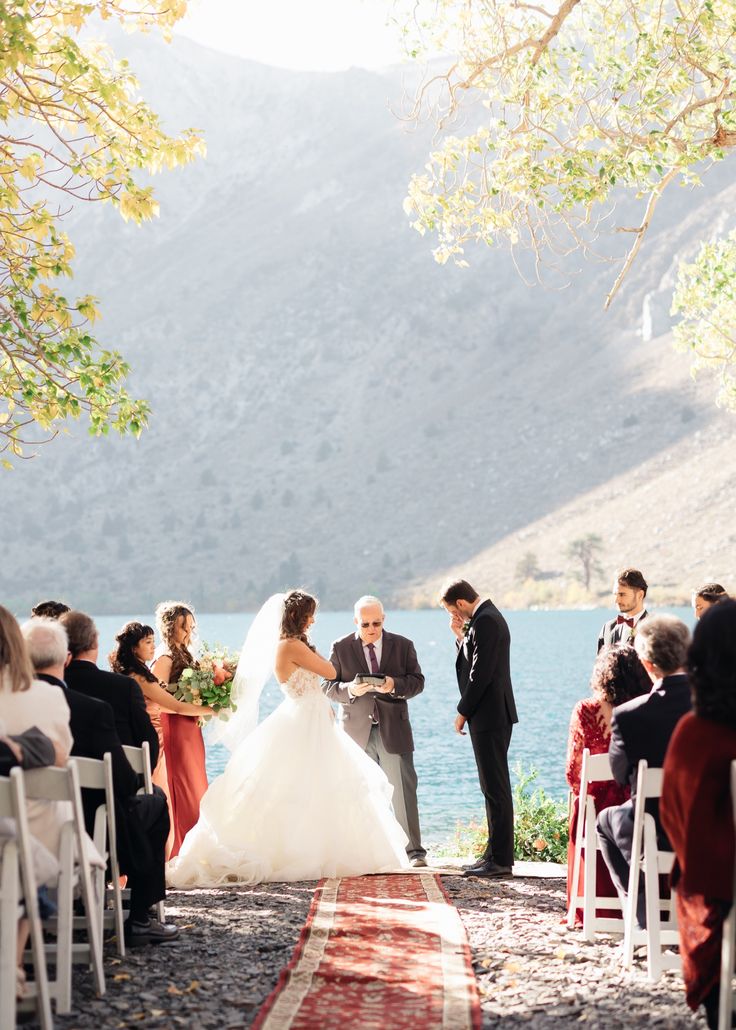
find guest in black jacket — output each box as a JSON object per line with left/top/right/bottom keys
{"left": 440, "top": 578, "right": 518, "bottom": 879}
{"left": 23, "top": 616, "right": 179, "bottom": 946}
{"left": 597, "top": 614, "right": 692, "bottom": 926}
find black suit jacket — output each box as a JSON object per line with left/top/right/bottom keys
{"left": 597, "top": 610, "right": 648, "bottom": 653}
{"left": 65, "top": 660, "right": 159, "bottom": 768}
{"left": 609, "top": 673, "right": 692, "bottom": 832}
{"left": 456, "top": 599, "right": 518, "bottom": 731}
{"left": 38, "top": 673, "right": 151, "bottom": 874}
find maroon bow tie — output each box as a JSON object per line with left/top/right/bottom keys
{"left": 616, "top": 615, "right": 635, "bottom": 628}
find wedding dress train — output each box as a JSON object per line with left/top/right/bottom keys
{"left": 166, "top": 668, "right": 409, "bottom": 886}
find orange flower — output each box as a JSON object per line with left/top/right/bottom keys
{"left": 533, "top": 838, "right": 547, "bottom": 851}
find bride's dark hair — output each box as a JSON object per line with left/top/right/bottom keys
{"left": 110, "top": 621, "right": 157, "bottom": 683}
{"left": 280, "top": 590, "right": 317, "bottom": 650}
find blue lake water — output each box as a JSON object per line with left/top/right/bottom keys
{"left": 93, "top": 607, "right": 693, "bottom": 847}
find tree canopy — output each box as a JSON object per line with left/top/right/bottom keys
{"left": 397, "top": 0, "right": 736, "bottom": 406}
{"left": 0, "top": 0, "right": 204, "bottom": 465}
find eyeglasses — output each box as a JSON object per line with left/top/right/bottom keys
{"left": 360, "top": 621, "right": 383, "bottom": 629}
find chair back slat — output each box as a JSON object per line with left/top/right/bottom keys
{"left": 22, "top": 765, "right": 72, "bottom": 802}
{"left": 74, "top": 756, "right": 107, "bottom": 790}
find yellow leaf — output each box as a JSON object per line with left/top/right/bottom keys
{"left": 113, "top": 973, "right": 131, "bottom": 981}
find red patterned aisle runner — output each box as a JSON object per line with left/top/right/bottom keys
{"left": 252, "top": 873, "right": 481, "bottom": 1030}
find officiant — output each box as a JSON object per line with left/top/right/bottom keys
{"left": 323, "top": 596, "right": 427, "bottom": 867}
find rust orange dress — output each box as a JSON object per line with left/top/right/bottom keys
{"left": 139, "top": 688, "right": 175, "bottom": 859}
{"left": 566, "top": 697, "right": 630, "bottom": 926}
{"left": 160, "top": 647, "right": 208, "bottom": 859}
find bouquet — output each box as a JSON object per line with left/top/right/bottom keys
{"left": 170, "top": 644, "right": 239, "bottom": 724}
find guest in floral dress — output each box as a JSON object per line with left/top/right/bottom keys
{"left": 565, "top": 646, "right": 650, "bottom": 926}
{"left": 151, "top": 602, "right": 208, "bottom": 858}
{"left": 109, "top": 621, "right": 212, "bottom": 858}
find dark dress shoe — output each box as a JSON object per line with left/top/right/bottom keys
{"left": 462, "top": 857, "right": 488, "bottom": 871}
{"left": 462, "top": 860, "right": 513, "bottom": 879}
{"left": 125, "top": 917, "right": 180, "bottom": 947}
{"left": 410, "top": 856, "right": 428, "bottom": 868}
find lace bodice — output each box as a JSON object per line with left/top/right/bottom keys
{"left": 566, "top": 697, "right": 629, "bottom": 810}
{"left": 279, "top": 667, "right": 323, "bottom": 701}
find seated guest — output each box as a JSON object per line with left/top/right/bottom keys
{"left": 0, "top": 605, "right": 72, "bottom": 857}
{"left": 597, "top": 568, "right": 648, "bottom": 653}
{"left": 0, "top": 722, "right": 61, "bottom": 1001}
{"left": 31, "top": 600, "right": 70, "bottom": 619}
{"left": 22, "top": 617, "right": 179, "bottom": 946}
{"left": 596, "top": 615, "right": 692, "bottom": 926}
{"left": 661, "top": 600, "right": 736, "bottom": 1029}
{"left": 693, "top": 583, "right": 729, "bottom": 621}
{"left": 566, "top": 646, "right": 651, "bottom": 926}
{"left": 61, "top": 611, "right": 159, "bottom": 761}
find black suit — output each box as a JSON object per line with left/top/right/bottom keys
{"left": 65, "top": 660, "right": 159, "bottom": 767}
{"left": 596, "top": 610, "right": 648, "bottom": 653}
{"left": 596, "top": 673, "right": 692, "bottom": 925}
{"left": 456, "top": 599, "right": 518, "bottom": 867}
{"left": 39, "top": 671, "right": 170, "bottom": 919}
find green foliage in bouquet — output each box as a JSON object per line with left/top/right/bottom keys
{"left": 170, "top": 644, "right": 239, "bottom": 721}
{"left": 436, "top": 764, "right": 568, "bottom": 864}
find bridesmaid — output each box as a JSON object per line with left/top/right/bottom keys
{"left": 151, "top": 602, "right": 209, "bottom": 858}
{"left": 109, "top": 621, "right": 211, "bottom": 857}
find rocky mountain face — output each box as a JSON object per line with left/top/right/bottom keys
{"left": 2, "top": 32, "right": 735, "bottom": 614}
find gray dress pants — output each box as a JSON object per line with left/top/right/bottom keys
{"left": 365, "top": 724, "right": 425, "bottom": 859}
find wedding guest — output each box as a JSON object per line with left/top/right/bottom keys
{"left": 23, "top": 617, "right": 178, "bottom": 945}
{"left": 440, "top": 579, "right": 518, "bottom": 879}
{"left": 596, "top": 615, "right": 691, "bottom": 926}
{"left": 31, "top": 600, "right": 70, "bottom": 619}
{"left": 597, "top": 568, "right": 649, "bottom": 653}
{"left": 566, "top": 646, "right": 650, "bottom": 926}
{"left": 0, "top": 721, "right": 60, "bottom": 1001}
{"left": 661, "top": 600, "right": 736, "bottom": 1029}
{"left": 151, "top": 601, "right": 208, "bottom": 858}
{"left": 110, "top": 621, "right": 211, "bottom": 857}
{"left": 693, "top": 583, "right": 728, "bottom": 620}
{"left": 61, "top": 611, "right": 159, "bottom": 759}
{"left": 324, "top": 595, "right": 427, "bottom": 866}
{"left": 0, "top": 605, "right": 72, "bottom": 858}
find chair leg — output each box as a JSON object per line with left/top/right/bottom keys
{"left": 582, "top": 798, "right": 596, "bottom": 941}
{"left": 54, "top": 830, "right": 75, "bottom": 1014}
{"left": 643, "top": 820, "right": 663, "bottom": 983}
{"left": 719, "top": 906, "right": 736, "bottom": 1030}
{"left": 0, "top": 847, "right": 20, "bottom": 1030}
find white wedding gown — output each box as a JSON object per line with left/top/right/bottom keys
{"left": 166, "top": 667, "right": 409, "bottom": 886}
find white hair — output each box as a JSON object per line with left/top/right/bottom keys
{"left": 22, "top": 617, "right": 69, "bottom": 671}
{"left": 353, "top": 595, "right": 384, "bottom": 617}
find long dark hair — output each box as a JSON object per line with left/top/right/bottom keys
{"left": 280, "top": 590, "right": 317, "bottom": 650}
{"left": 590, "top": 645, "right": 650, "bottom": 705}
{"left": 688, "top": 599, "right": 736, "bottom": 729}
{"left": 109, "top": 621, "right": 157, "bottom": 683}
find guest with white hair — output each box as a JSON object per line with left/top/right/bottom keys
{"left": 323, "top": 595, "right": 427, "bottom": 866}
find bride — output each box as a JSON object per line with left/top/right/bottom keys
{"left": 166, "top": 590, "right": 409, "bottom": 886}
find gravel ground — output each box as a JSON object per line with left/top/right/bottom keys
{"left": 445, "top": 872, "right": 705, "bottom": 1029}
{"left": 36, "top": 871, "right": 704, "bottom": 1028}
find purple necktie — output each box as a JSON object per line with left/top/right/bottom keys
{"left": 367, "top": 643, "right": 379, "bottom": 724}
{"left": 367, "top": 642, "right": 380, "bottom": 674}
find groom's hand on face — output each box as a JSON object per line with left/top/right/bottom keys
{"left": 450, "top": 613, "right": 465, "bottom": 639}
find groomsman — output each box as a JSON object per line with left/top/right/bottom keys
{"left": 597, "top": 568, "right": 649, "bottom": 653}
{"left": 323, "top": 596, "right": 427, "bottom": 867}
{"left": 440, "top": 579, "right": 518, "bottom": 879}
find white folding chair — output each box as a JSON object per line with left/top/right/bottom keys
{"left": 0, "top": 771, "right": 53, "bottom": 1030}
{"left": 73, "top": 754, "right": 126, "bottom": 957}
{"left": 567, "top": 748, "right": 624, "bottom": 939}
{"left": 22, "top": 764, "right": 105, "bottom": 1012}
{"left": 622, "top": 759, "right": 681, "bottom": 981}
{"left": 718, "top": 759, "right": 736, "bottom": 1030}
{"left": 121, "top": 743, "right": 164, "bottom": 924}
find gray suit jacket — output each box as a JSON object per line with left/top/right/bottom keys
{"left": 323, "top": 631, "right": 424, "bottom": 754}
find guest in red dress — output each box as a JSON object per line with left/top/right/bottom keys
{"left": 566, "top": 645, "right": 650, "bottom": 926}
{"left": 109, "top": 621, "right": 212, "bottom": 858}
{"left": 152, "top": 602, "right": 208, "bottom": 859}
{"left": 661, "top": 599, "right": 736, "bottom": 1030}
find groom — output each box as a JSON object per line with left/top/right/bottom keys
{"left": 440, "top": 578, "right": 518, "bottom": 879}
{"left": 323, "top": 596, "right": 427, "bottom": 867}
